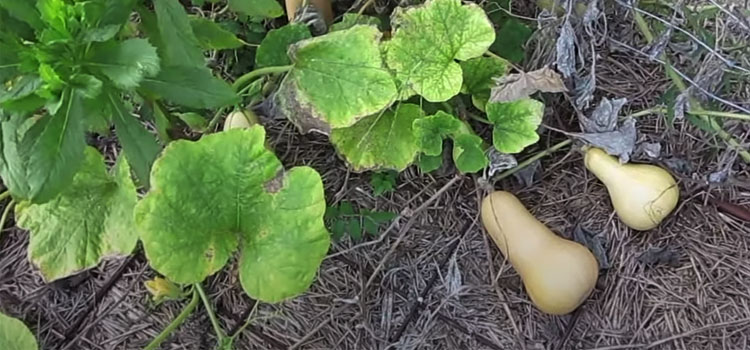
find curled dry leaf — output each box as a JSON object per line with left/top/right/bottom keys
{"left": 638, "top": 247, "right": 681, "bottom": 267}
{"left": 579, "top": 97, "right": 626, "bottom": 133}
{"left": 555, "top": 20, "right": 576, "bottom": 79}
{"left": 512, "top": 159, "right": 541, "bottom": 187}
{"left": 490, "top": 67, "right": 567, "bottom": 103}
{"left": 486, "top": 149, "right": 518, "bottom": 177}
{"left": 638, "top": 142, "right": 662, "bottom": 159}
{"left": 579, "top": 118, "right": 637, "bottom": 163}
{"left": 571, "top": 224, "right": 610, "bottom": 270}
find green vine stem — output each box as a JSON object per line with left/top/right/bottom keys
{"left": 231, "top": 65, "right": 293, "bottom": 91}
{"left": 228, "top": 301, "right": 259, "bottom": 340}
{"left": 0, "top": 199, "right": 15, "bottom": 234}
{"left": 195, "top": 283, "right": 226, "bottom": 342}
{"left": 0, "top": 190, "right": 10, "bottom": 202}
{"left": 144, "top": 288, "right": 200, "bottom": 350}
{"left": 632, "top": 6, "right": 750, "bottom": 163}
{"left": 208, "top": 66, "right": 291, "bottom": 132}
{"left": 686, "top": 109, "right": 750, "bottom": 122}
{"left": 494, "top": 139, "right": 573, "bottom": 181}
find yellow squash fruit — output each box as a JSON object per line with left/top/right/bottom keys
{"left": 481, "top": 191, "right": 598, "bottom": 315}
{"left": 223, "top": 110, "right": 259, "bottom": 131}
{"left": 584, "top": 147, "right": 679, "bottom": 231}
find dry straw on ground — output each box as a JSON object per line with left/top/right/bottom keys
{"left": 2, "top": 1, "right": 750, "bottom": 349}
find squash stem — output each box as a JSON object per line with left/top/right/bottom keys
{"left": 231, "top": 65, "right": 293, "bottom": 92}
{"left": 228, "top": 301, "right": 260, "bottom": 340}
{"left": 144, "top": 288, "right": 200, "bottom": 350}
{"left": 0, "top": 199, "right": 15, "bottom": 235}
{"left": 631, "top": 6, "right": 750, "bottom": 163}
{"left": 195, "top": 283, "right": 226, "bottom": 341}
{"left": 494, "top": 139, "right": 573, "bottom": 181}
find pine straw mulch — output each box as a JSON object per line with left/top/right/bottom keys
{"left": 2, "top": 1, "right": 750, "bottom": 349}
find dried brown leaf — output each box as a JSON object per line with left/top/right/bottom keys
{"left": 490, "top": 67, "right": 567, "bottom": 103}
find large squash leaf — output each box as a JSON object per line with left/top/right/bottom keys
{"left": 330, "top": 103, "right": 424, "bottom": 172}
{"left": 274, "top": 25, "right": 397, "bottom": 133}
{"left": 461, "top": 56, "right": 509, "bottom": 111}
{"left": 255, "top": 24, "right": 311, "bottom": 68}
{"left": 136, "top": 127, "right": 330, "bottom": 302}
{"left": 0, "top": 313, "right": 37, "bottom": 350}
{"left": 412, "top": 111, "right": 489, "bottom": 173}
{"left": 16, "top": 147, "right": 139, "bottom": 281}
{"left": 386, "top": 0, "right": 495, "bottom": 102}
{"left": 487, "top": 99, "right": 544, "bottom": 153}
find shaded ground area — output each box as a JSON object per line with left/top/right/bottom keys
{"left": 2, "top": 1, "right": 750, "bottom": 349}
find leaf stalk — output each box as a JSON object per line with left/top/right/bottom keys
{"left": 144, "top": 288, "right": 200, "bottom": 350}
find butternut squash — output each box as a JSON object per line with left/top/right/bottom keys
{"left": 481, "top": 191, "right": 598, "bottom": 315}
{"left": 223, "top": 109, "right": 259, "bottom": 131}
{"left": 584, "top": 147, "right": 679, "bottom": 231}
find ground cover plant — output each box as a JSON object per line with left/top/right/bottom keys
{"left": 1, "top": 0, "right": 750, "bottom": 349}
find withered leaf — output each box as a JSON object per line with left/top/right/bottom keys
{"left": 490, "top": 67, "right": 567, "bottom": 103}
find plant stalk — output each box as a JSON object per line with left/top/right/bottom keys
{"left": 228, "top": 301, "right": 260, "bottom": 340}
{"left": 0, "top": 191, "right": 10, "bottom": 202}
{"left": 144, "top": 288, "right": 200, "bottom": 350}
{"left": 0, "top": 199, "right": 15, "bottom": 235}
{"left": 631, "top": 7, "right": 750, "bottom": 163}
{"left": 195, "top": 283, "right": 226, "bottom": 341}
{"left": 231, "top": 65, "right": 293, "bottom": 91}
{"left": 494, "top": 139, "right": 573, "bottom": 181}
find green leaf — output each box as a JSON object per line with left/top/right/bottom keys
{"left": 38, "top": 64, "right": 64, "bottom": 92}
{"left": 227, "top": 0, "right": 283, "bottom": 19}
{"left": 0, "top": 313, "right": 37, "bottom": 350}
{"left": 140, "top": 66, "right": 239, "bottom": 109}
{"left": 176, "top": 112, "right": 208, "bottom": 131}
{"left": 136, "top": 127, "right": 330, "bottom": 302}
{"left": 368, "top": 211, "right": 397, "bottom": 222}
{"left": 0, "top": 116, "right": 33, "bottom": 199}
{"left": 331, "top": 219, "right": 345, "bottom": 241}
{"left": 37, "top": 0, "right": 73, "bottom": 43}
{"left": 107, "top": 92, "right": 161, "bottom": 188}
{"left": 0, "top": 0, "right": 43, "bottom": 29}
{"left": 461, "top": 56, "right": 509, "bottom": 110}
{"left": 490, "top": 18, "right": 532, "bottom": 63}
{"left": 347, "top": 219, "right": 362, "bottom": 240}
{"left": 487, "top": 99, "right": 544, "bottom": 154}
{"left": 452, "top": 133, "right": 488, "bottom": 173}
{"left": 339, "top": 201, "right": 354, "bottom": 215}
{"left": 22, "top": 89, "right": 87, "bottom": 203}
{"left": 370, "top": 170, "right": 397, "bottom": 196}
{"left": 363, "top": 218, "right": 378, "bottom": 235}
{"left": 330, "top": 104, "right": 424, "bottom": 171}
{"left": 89, "top": 39, "right": 161, "bottom": 89}
{"left": 70, "top": 74, "right": 103, "bottom": 99}
{"left": 412, "top": 111, "right": 462, "bottom": 156}
{"left": 0, "top": 76, "right": 42, "bottom": 107}
{"left": 386, "top": 0, "right": 495, "bottom": 102}
{"left": 275, "top": 25, "right": 397, "bottom": 132}
{"left": 17, "top": 147, "right": 138, "bottom": 281}
{"left": 418, "top": 153, "right": 443, "bottom": 173}
{"left": 190, "top": 17, "right": 244, "bottom": 50}
{"left": 255, "top": 24, "right": 311, "bottom": 68}
{"left": 93, "top": 0, "right": 136, "bottom": 28}
{"left": 153, "top": 0, "right": 205, "bottom": 67}
{"left": 330, "top": 14, "right": 382, "bottom": 32}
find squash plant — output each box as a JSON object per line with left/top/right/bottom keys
{"left": 0, "top": 0, "right": 331, "bottom": 307}
{"left": 0, "top": 312, "right": 38, "bottom": 350}
{"left": 239, "top": 0, "right": 545, "bottom": 174}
